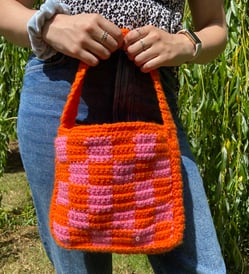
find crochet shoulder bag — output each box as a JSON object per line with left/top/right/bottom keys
{"left": 50, "top": 35, "right": 185, "bottom": 254}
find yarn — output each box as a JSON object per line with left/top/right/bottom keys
{"left": 49, "top": 30, "right": 184, "bottom": 254}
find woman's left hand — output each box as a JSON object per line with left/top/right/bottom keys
{"left": 123, "top": 25, "right": 195, "bottom": 72}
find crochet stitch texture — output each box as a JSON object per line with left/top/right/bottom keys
{"left": 50, "top": 30, "right": 185, "bottom": 254}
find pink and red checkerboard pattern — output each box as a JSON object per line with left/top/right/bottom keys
{"left": 50, "top": 126, "right": 184, "bottom": 254}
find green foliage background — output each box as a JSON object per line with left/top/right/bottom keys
{"left": 178, "top": 0, "right": 249, "bottom": 272}
{"left": 0, "top": 0, "right": 248, "bottom": 272}
{"left": 0, "top": 41, "right": 29, "bottom": 175}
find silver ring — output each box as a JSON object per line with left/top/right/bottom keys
{"left": 140, "top": 39, "right": 146, "bottom": 51}
{"left": 135, "top": 28, "right": 142, "bottom": 37}
{"left": 100, "top": 31, "right": 109, "bottom": 43}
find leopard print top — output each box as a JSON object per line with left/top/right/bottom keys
{"left": 60, "top": 0, "right": 185, "bottom": 33}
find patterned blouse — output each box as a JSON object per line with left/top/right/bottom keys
{"left": 60, "top": 0, "right": 185, "bottom": 33}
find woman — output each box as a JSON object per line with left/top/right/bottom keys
{"left": 0, "top": 0, "right": 227, "bottom": 273}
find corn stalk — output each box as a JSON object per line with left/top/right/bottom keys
{"left": 0, "top": 39, "right": 29, "bottom": 175}
{"left": 179, "top": 0, "right": 249, "bottom": 272}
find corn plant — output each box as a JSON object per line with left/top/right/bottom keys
{"left": 0, "top": 40, "right": 29, "bottom": 165}
{"left": 0, "top": 39, "right": 29, "bottom": 176}
{"left": 179, "top": 0, "right": 249, "bottom": 272}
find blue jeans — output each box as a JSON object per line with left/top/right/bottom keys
{"left": 17, "top": 52, "right": 226, "bottom": 274}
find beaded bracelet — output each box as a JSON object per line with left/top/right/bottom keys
{"left": 27, "top": 0, "right": 70, "bottom": 60}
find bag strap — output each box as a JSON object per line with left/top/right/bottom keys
{"left": 60, "top": 30, "right": 173, "bottom": 129}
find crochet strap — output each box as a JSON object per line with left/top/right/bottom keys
{"left": 60, "top": 32, "right": 171, "bottom": 129}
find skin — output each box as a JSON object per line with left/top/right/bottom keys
{"left": 0, "top": 0, "right": 227, "bottom": 72}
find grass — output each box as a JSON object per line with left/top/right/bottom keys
{"left": 0, "top": 171, "right": 54, "bottom": 273}
{"left": 0, "top": 148, "right": 153, "bottom": 274}
{"left": 0, "top": 226, "right": 54, "bottom": 274}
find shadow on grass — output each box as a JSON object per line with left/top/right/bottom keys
{"left": 5, "top": 141, "right": 24, "bottom": 173}
{"left": 0, "top": 226, "right": 40, "bottom": 267}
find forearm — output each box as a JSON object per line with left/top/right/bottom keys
{"left": 0, "top": 0, "right": 36, "bottom": 47}
{"left": 192, "top": 23, "right": 227, "bottom": 64}
{"left": 188, "top": 0, "right": 227, "bottom": 64}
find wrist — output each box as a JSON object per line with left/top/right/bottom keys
{"left": 177, "top": 29, "right": 202, "bottom": 63}
{"left": 42, "top": 13, "right": 68, "bottom": 42}
{"left": 27, "top": 0, "right": 70, "bottom": 60}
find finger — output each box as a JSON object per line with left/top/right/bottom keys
{"left": 104, "top": 26, "right": 123, "bottom": 48}
{"left": 71, "top": 30, "right": 111, "bottom": 63}
{"left": 133, "top": 49, "right": 159, "bottom": 68}
{"left": 139, "top": 39, "right": 147, "bottom": 52}
{"left": 97, "top": 20, "right": 123, "bottom": 49}
{"left": 135, "top": 28, "right": 143, "bottom": 37}
{"left": 99, "top": 30, "right": 109, "bottom": 44}
{"left": 140, "top": 58, "right": 158, "bottom": 73}
{"left": 126, "top": 37, "right": 151, "bottom": 60}
{"left": 123, "top": 27, "right": 146, "bottom": 49}
{"left": 85, "top": 39, "right": 111, "bottom": 60}
{"left": 140, "top": 54, "right": 171, "bottom": 73}
{"left": 97, "top": 29, "right": 121, "bottom": 53}
{"left": 71, "top": 49, "right": 100, "bottom": 67}
{"left": 79, "top": 26, "right": 113, "bottom": 59}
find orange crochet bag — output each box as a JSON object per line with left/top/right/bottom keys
{"left": 50, "top": 34, "right": 185, "bottom": 254}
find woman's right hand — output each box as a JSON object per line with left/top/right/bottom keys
{"left": 42, "top": 13, "right": 124, "bottom": 66}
